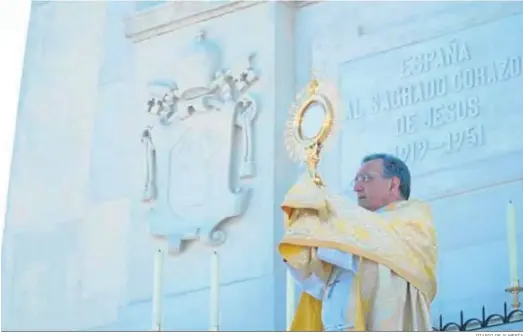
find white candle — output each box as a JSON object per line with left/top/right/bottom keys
{"left": 508, "top": 201, "right": 519, "bottom": 286}
{"left": 210, "top": 250, "right": 220, "bottom": 331}
{"left": 286, "top": 269, "right": 295, "bottom": 330}
{"left": 152, "top": 247, "right": 165, "bottom": 331}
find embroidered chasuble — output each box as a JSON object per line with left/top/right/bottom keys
{"left": 278, "top": 174, "right": 438, "bottom": 331}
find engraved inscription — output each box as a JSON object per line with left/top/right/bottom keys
{"left": 395, "top": 113, "right": 417, "bottom": 136}
{"left": 425, "top": 96, "right": 480, "bottom": 129}
{"left": 360, "top": 55, "right": 521, "bottom": 117}
{"left": 347, "top": 98, "right": 363, "bottom": 120}
{"left": 340, "top": 23, "right": 523, "bottom": 171}
{"left": 401, "top": 39, "right": 472, "bottom": 78}
{"left": 395, "top": 96, "right": 481, "bottom": 136}
{"left": 395, "top": 124, "right": 485, "bottom": 163}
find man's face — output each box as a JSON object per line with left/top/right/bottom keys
{"left": 352, "top": 159, "right": 395, "bottom": 211}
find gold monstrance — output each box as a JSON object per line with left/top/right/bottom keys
{"left": 284, "top": 75, "right": 341, "bottom": 186}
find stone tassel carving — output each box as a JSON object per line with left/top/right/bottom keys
{"left": 141, "top": 126, "right": 157, "bottom": 203}
{"left": 237, "top": 97, "right": 257, "bottom": 178}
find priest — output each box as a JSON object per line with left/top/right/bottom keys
{"left": 279, "top": 153, "right": 438, "bottom": 331}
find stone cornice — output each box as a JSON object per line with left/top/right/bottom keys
{"left": 279, "top": 1, "right": 320, "bottom": 9}
{"left": 124, "top": 1, "right": 263, "bottom": 43}
{"left": 295, "top": 1, "right": 321, "bottom": 8}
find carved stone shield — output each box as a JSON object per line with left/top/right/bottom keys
{"left": 145, "top": 101, "right": 250, "bottom": 252}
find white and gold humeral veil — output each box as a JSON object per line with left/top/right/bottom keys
{"left": 278, "top": 76, "right": 438, "bottom": 331}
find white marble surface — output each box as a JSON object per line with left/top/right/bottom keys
{"left": 3, "top": 0, "right": 523, "bottom": 332}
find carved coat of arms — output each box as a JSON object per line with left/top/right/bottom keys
{"left": 140, "top": 32, "right": 259, "bottom": 253}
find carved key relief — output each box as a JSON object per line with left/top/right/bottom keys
{"left": 336, "top": 15, "right": 523, "bottom": 177}
{"left": 140, "top": 31, "right": 259, "bottom": 253}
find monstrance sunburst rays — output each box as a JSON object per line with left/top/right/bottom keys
{"left": 284, "top": 74, "right": 342, "bottom": 186}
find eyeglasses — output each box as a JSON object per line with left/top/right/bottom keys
{"left": 351, "top": 171, "right": 382, "bottom": 187}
